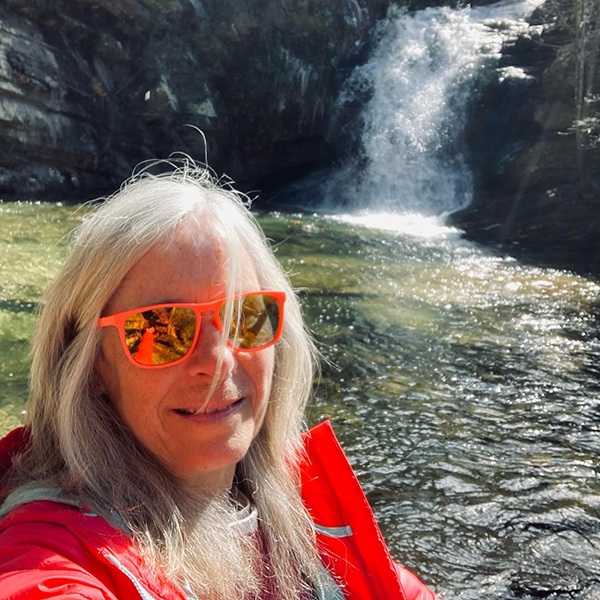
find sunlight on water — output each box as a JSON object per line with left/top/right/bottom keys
{"left": 330, "top": 211, "right": 462, "bottom": 239}
{"left": 254, "top": 208, "right": 600, "bottom": 599}
{"left": 0, "top": 2, "right": 593, "bottom": 597}
{"left": 1, "top": 202, "right": 600, "bottom": 599}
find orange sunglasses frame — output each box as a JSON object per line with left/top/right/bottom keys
{"left": 97, "top": 290, "right": 286, "bottom": 369}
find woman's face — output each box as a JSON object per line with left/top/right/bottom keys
{"left": 97, "top": 221, "right": 275, "bottom": 490}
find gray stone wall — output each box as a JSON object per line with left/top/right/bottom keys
{"left": 0, "top": 0, "right": 390, "bottom": 197}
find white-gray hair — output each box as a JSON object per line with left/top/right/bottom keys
{"left": 10, "top": 162, "right": 323, "bottom": 599}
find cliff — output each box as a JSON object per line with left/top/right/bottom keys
{"left": 0, "top": 0, "right": 391, "bottom": 197}
{"left": 451, "top": 0, "right": 600, "bottom": 272}
{"left": 3, "top": 0, "right": 600, "bottom": 274}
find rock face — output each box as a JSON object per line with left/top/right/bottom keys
{"left": 451, "top": 0, "right": 600, "bottom": 272}
{"left": 0, "top": 0, "right": 390, "bottom": 198}
{"left": 3, "top": 0, "right": 599, "bottom": 273}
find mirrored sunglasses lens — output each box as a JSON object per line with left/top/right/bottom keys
{"left": 124, "top": 307, "right": 196, "bottom": 365}
{"left": 221, "top": 294, "right": 280, "bottom": 350}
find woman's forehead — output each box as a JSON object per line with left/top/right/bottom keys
{"left": 104, "top": 223, "right": 259, "bottom": 311}
{"left": 162, "top": 220, "right": 227, "bottom": 261}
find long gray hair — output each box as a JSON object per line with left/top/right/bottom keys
{"left": 9, "top": 163, "right": 322, "bottom": 599}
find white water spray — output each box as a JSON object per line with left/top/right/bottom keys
{"left": 323, "top": 0, "right": 545, "bottom": 233}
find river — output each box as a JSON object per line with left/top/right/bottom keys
{"left": 2, "top": 201, "right": 600, "bottom": 599}
{"left": 2, "top": 0, "right": 600, "bottom": 598}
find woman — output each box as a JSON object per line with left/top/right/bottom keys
{"left": 0, "top": 164, "right": 439, "bottom": 599}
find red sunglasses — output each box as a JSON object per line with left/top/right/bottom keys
{"left": 97, "top": 291, "right": 286, "bottom": 369}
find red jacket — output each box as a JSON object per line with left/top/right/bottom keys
{"left": 0, "top": 424, "right": 439, "bottom": 599}
{"left": 300, "top": 421, "right": 438, "bottom": 600}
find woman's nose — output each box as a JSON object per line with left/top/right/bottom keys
{"left": 185, "top": 311, "right": 234, "bottom": 379}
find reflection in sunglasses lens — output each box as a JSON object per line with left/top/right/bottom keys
{"left": 125, "top": 307, "right": 196, "bottom": 365}
{"left": 224, "top": 294, "right": 279, "bottom": 349}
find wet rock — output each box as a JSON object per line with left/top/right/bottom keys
{"left": 452, "top": 0, "right": 600, "bottom": 273}
{"left": 0, "top": 0, "right": 392, "bottom": 199}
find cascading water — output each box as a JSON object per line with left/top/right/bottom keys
{"left": 323, "top": 0, "right": 544, "bottom": 223}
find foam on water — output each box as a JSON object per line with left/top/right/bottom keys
{"left": 320, "top": 0, "right": 545, "bottom": 218}
{"left": 330, "top": 210, "right": 463, "bottom": 240}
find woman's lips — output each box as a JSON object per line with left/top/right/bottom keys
{"left": 173, "top": 398, "right": 245, "bottom": 422}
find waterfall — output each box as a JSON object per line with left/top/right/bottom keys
{"left": 322, "top": 0, "right": 545, "bottom": 220}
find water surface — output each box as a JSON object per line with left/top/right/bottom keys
{"left": 3, "top": 202, "right": 598, "bottom": 599}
